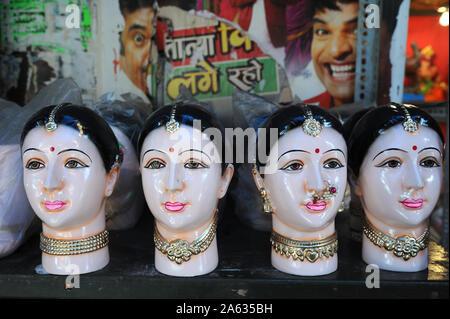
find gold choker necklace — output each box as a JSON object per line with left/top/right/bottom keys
{"left": 362, "top": 217, "right": 429, "bottom": 261}
{"left": 40, "top": 230, "right": 109, "bottom": 256}
{"left": 271, "top": 231, "right": 338, "bottom": 263}
{"left": 154, "top": 210, "right": 218, "bottom": 265}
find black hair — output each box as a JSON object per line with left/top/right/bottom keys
{"left": 346, "top": 103, "right": 445, "bottom": 177}
{"left": 119, "top": 0, "right": 155, "bottom": 15}
{"left": 137, "top": 102, "right": 228, "bottom": 171}
{"left": 308, "top": 0, "right": 358, "bottom": 17}
{"left": 256, "top": 103, "right": 345, "bottom": 168}
{"left": 342, "top": 107, "right": 374, "bottom": 142}
{"left": 21, "top": 103, "right": 121, "bottom": 172}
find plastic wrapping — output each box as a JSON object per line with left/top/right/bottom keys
{"left": 0, "top": 78, "right": 82, "bottom": 258}
{"left": 230, "top": 88, "right": 280, "bottom": 232}
{"left": 90, "top": 93, "right": 152, "bottom": 230}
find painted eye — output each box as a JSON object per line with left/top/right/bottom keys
{"left": 145, "top": 160, "right": 166, "bottom": 169}
{"left": 65, "top": 159, "right": 87, "bottom": 169}
{"left": 315, "top": 28, "right": 329, "bottom": 36}
{"left": 378, "top": 159, "right": 402, "bottom": 168}
{"left": 281, "top": 161, "right": 304, "bottom": 171}
{"left": 133, "top": 32, "right": 145, "bottom": 45}
{"left": 420, "top": 157, "right": 440, "bottom": 168}
{"left": 26, "top": 160, "right": 44, "bottom": 170}
{"left": 184, "top": 160, "right": 207, "bottom": 169}
{"left": 323, "top": 159, "right": 344, "bottom": 169}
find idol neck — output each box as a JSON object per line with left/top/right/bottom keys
{"left": 155, "top": 209, "right": 218, "bottom": 242}
{"left": 42, "top": 202, "right": 106, "bottom": 239}
{"left": 272, "top": 214, "right": 335, "bottom": 241}
{"left": 363, "top": 209, "right": 428, "bottom": 239}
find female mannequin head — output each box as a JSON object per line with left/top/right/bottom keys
{"left": 347, "top": 103, "right": 444, "bottom": 228}
{"left": 254, "top": 103, "right": 347, "bottom": 232}
{"left": 21, "top": 103, "right": 121, "bottom": 230}
{"left": 253, "top": 103, "right": 347, "bottom": 276}
{"left": 138, "top": 102, "right": 233, "bottom": 276}
{"left": 138, "top": 103, "right": 233, "bottom": 232}
{"left": 346, "top": 103, "right": 445, "bottom": 271}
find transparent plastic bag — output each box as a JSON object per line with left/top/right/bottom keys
{"left": 230, "top": 88, "right": 279, "bottom": 232}
{"left": 0, "top": 78, "right": 83, "bottom": 258}
{"left": 90, "top": 93, "right": 152, "bottom": 230}
{"left": 0, "top": 107, "right": 35, "bottom": 257}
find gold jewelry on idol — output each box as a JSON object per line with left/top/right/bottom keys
{"left": 302, "top": 106, "right": 322, "bottom": 137}
{"left": 259, "top": 187, "right": 273, "bottom": 214}
{"left": 45, "top": 104, "right": 65, "bottom": 132}
{"left": 154, "top": 210, "right": 218, "bottom": 264}
{"left": 40, "top": 230, "right": 109, "bottom": 256}
{"left": 252, "top": 165, "right": 274, "bottom": 214}
{"left": 271, "top": 231, "right": 338, "bottom": 263}
{"left": 362, "top": 217, "right": 429, "bottom": 261}
{"left": 401, "top": 104, "right": 419, "bottom": 133}
{"left": 311, "top": 181, "right": 338, "bottom": 203}
{"left": 338, "top": 200, "right": 345, "bottom": 213}
{"left": 166, "top": 105, "right": 180, "bottom": 134}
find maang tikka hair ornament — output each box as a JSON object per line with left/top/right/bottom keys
{"left": 45, "top": 103, "right": 66, "bottom": 132}
{"left": 302, "top": 106, "right": 322, "bottom": 137}
{"left": 401, "top": 104, "right": 419, "bottom": 133}
{"left": 165, "top": 104, "right": 180, "bottom": 134}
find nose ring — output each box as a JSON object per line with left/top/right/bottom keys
{"left": 311, "top": 181, "right": 337, "bottom": 203}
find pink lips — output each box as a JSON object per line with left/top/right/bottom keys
{"left": 401, "top": 198, "right": 423, "bottom": 209}
{"left": 305, "top": 201, "right": 327, "bottom": 212}
{"left": 44, "top": 201, "right": 67, "bottom": 211}
{"left": 164, "top": 202, "right": 186, "bottom": 212}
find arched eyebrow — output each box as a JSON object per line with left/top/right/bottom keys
{"left": 58, "top": 149, "right": 92, "bottom": 163}
{"left": 323, "top": 148, "right": 346, "bottom": 159}
{"left": 419, "top": 147, "right": 442, "bottom": 156}
{"left": 23, "top": 148, "right": 43, "bottom": 154}
{"left": 142, "top": 149, "right": 165, "bottom": 162}
{"left": 179, "top": 149, "right": 211, "bottom": 161}
{"left": 278, "top": 149, "right": 309, "bottom": 161}
{"left": 128, "top": 24, "right": 148, "bottom": 32}
{"left": 372, "top": 148, "right": 407, "bottom": 161}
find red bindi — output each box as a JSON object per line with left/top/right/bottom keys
{"left": 50, "top": 147, "right": 55, "bottom": 152}
{"left": 412, "top": 145, "right": 417, "bottom": 151}
{"left": 315, "top": 148, "right": 320, "bottom": 153}
{"left": 169, "top": 147, "right": 174, "bottom": 153}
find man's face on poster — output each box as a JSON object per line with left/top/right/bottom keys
{"left": 311, "top": 2, "right": 358, "bottom": 106}
{"left": 120, "top": 7, "right": 155, "bottom": 95}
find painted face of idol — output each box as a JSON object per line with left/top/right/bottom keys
{"left": 22, "top": 125, "right": 115, "bottom": 229}
{"left": 357, "top": 124, "right": 444, "bottom": 227}
{"left": 140, "top": 124, "right": 232, "bottom": 232}
{"left": 263, "top": 126, "right": 347, "bottom": 231}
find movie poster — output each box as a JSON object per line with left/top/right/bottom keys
{"left": 157, "top": 5, "right": 280, "bottom": 105}
{"left": 97, "top": 0, "right": 283, "bottom": 113}
{"left": 97, "top": 0, "right": 158, "bottom": 103}
{"left": 195, "top": 0, "right": 359, "bottom": 108}
{"left": 0, "top": 0, "right": 361, "bottom": 110}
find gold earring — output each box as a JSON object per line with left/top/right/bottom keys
{"left": 338, "top": 200, "right": 345, "bottom": 213}
{"left": 260, "top": 188, "right": 273, "bottom": 214}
